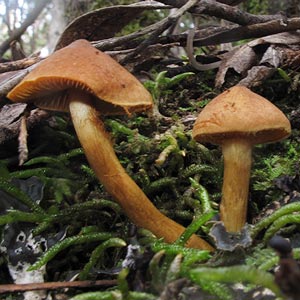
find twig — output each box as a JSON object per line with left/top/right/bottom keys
{"left": 2, "top": 4, "right": 300, "bottom": 96}
{"left": 93, "top": 18, "right": 169, "bottom": 52}
{"left": 217, "top": 0, "right": 246, "bottom": 4}
{"left": 93, "top": 0, "right": 291, "bottom": 54}
{"left": 193, "top": 0, "right": 286, "bottom": 26}
{"left": 18, "top": 114, "right": 28, "bottom": 165}
{"left": 119, "top": 0, "right": 200, "bottom": 64}
{"left": 155, "top": 16, "right": 300, "bottom": 49}
{"left": 157, "top": 0, "right": 286, "bottom": 25}
{"left": 93, "top": 24, "right": 226, "bottom": 52}
{"left": 0, "top": 63, "right": 38, "bottom": 97}
{"left": 192, "top": 17, "right": 300, "bottom": 47}
{"left": 0, "top": 54, "right": 41, "bottom": 73}
{"left": 0, "top": 279, "right": 117, "bottom": 294}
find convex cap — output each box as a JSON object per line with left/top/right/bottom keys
{"left": 192, "top": 85, "right": 291, "bottom": 145}
{"left": 8, "top": 39, "right": 152, "bottom": 115}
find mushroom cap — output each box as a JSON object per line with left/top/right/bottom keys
{"left": 7, "top": 39, "right": 153, "bottom": 115}
{"left": 192, "top": 86, "right": 291, "bottom": 145}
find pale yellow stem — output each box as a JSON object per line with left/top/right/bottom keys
{"left": 68, "top": 90, "right": 214, "bottom": 250}
{"left": 220, "top": 139, "right": 252, "bottom": 232}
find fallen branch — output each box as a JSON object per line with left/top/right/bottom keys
{"left": 156, "top": 0, "right": 246, "bottom": 5}
{"left": 0, "top": 54, "right": 41, "bottom": 73}
{"left": 95, "top": 15, "right": 300, "bottom": 54}
{"left": 0, "top": 279, "right": 117, "bottom": 294}
{"left": 157, "top": 0, "right": 284, "bottom": 25}
{"left": 1, "top": 2, "right": 300, "bottom": 96}
{"left": 119, "top": 0, "right": 200, "bottom": 64}
{"left": 192, "top": 17, "right": 300, "bottom": 47}
{"left": 0, "top": 64, "right": 37, "bottom": 97}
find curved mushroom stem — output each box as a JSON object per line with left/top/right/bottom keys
{"left": 220, "top": 139, "right": 252, "bottom": 232}
{"left": 68, "top": 90, "right": 214, "bottom": 251}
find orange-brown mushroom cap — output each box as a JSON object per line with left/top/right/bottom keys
{"left": 192, "top": 86, "right": 291, "bottom": 145}
{"left": 7, "top": 39, "right": 153, "bottom": 115}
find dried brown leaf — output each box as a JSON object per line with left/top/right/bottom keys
{"left": 0, "top": 66, "right": 36, "bottom": 98}
{"left": 238, "top": 66, "right": 276, "bottom": 88}
{"left": 215, "top": 45, "right": 257, "bottom": 87}
{"left": 248, "top": 32, "right": 300, "bottom": 47}
{"left": 55, "top": 2, "right": 168, "bottom": 50}
{"left": 0, "top": 103, "right": 26, "bottom": 144}
{"left": 215, "top": 32, "right": 300, "bottom": 87}
{"left": 0, "top": 104, "right": 48, "bottom": 144}
{"left": 259, "top": 45, "right": 282, "bottom": 67}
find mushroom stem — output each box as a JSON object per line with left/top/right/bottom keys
{"left": 68, "top": 90, "right": 213, "bottom": 250}
{"left": 220, "top": 139, "right": 252, "bottom": 233}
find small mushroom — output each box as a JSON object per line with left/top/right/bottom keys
{"left": 8, "top": 40, "right": 213, "bottom": 250}
{"left": 192, "top": 86, "right": 291, "bottom": 233}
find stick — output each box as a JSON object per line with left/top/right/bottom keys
{"left": 0, "top": 55, "right": 41, "bottom": 73}
{"left": 119, "top": 0, "right": 200, "bottom": 64}
{"left": 0, "top": 279, "right": 117, "bottom": 294}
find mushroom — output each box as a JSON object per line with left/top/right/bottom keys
{"left": 7, "top": 39, "right": 213, "bottom": 250}
{"left": 192, "top": 86, "right": 291, "bottom": 233}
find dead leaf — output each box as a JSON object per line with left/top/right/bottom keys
{"left": 248, "top": 31, "right": 300, "bottom": 47}
{"left": 55, "top": 1, "right": 169, "bottom": 50}
{"left": 215, "top": 45, "right": 257, "bottom": 87}
{"left": 0, "top": 65, "right": 37, "bottom": 98}
{"left": 215, "top": 31, "right": 300, "bottom": 87}
{"left": 0, "top": 103, "right": 27, "bottom": 143}
{"left": 0, "top": 104, "right": 49, "bottom": 144}
{"left": 238, "top": 66, "right": 276, "bottom": 88}
{"left": 259, "top": 45, "right": 282, "bottom": 67}
{"left": 0, "top": 70, "right": 20, "bottom": 99}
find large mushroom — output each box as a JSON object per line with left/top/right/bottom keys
{"left": 192, "top": 86, "right": 291, "bottom": 233}
{"left": 7, "top": 39, "right": 213, "bottom": 250}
